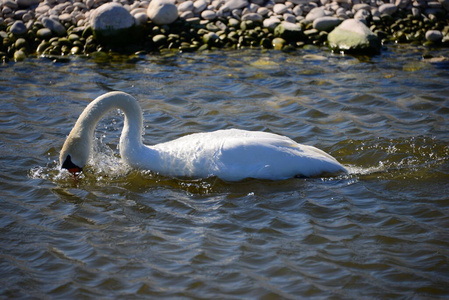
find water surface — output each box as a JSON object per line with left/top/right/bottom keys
{"left": 1, "top": 45, "right": 449, "bottom": 298}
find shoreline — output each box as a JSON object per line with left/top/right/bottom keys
{"left": 1, "top": 0, "right": 448, "bottom": 62}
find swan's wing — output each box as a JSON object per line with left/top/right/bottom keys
{"left": 150, "top": 129, "right": 346, "bottom": 180}
{"left": 214, "top": 133, "right": 345, "bottom": 180}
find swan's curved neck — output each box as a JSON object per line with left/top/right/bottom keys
{"left": 61, "top": 91, "right": 148, "bottom": 169}
{"left": 76, "top": 91, "right": 144, "bottom": 146}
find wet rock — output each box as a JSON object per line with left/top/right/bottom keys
{"left": 147, "top": 0, "right": 178, "bottom": 25}
{"left": 14, "top": 49, "right": 26, "bottom": 61}
{"left": 272, "top": 37, "right": 286, "bottom": 50}
{"left": 327, "top": 19, "right": 381, "bottom": 54}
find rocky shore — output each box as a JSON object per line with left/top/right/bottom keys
{"left": 1, "top": 0, "right": 448, "bottom": 61}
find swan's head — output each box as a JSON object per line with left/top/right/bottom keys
{"left": 60, "top": 130, "right": 91, "bottom": 175}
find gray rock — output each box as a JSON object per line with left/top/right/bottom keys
{"left": 36, "top": 27, "right": 53, "bottom": 39}
{"left": 91, "top": 3, "right": 134, "bottom": 33}
{"left": 134, "top": 12, "right": 148, "bottom": 25}
{"left": 395, "top": 0, "right": 411, "bottom": 9}
{"left": 354, "top": 9, "right": 370, "bottom": 23}
{"left": 147, "top": 0, "right": 178, "bottom": 25}
{"left": 378, "top": 3, "right": 397, "bottom": 15}
{"left": 10, "top": 21, "right": 27, "bottom": 35}
{"left": 305, "top": 7, "right": 326, "bottom": 21}
{"left": 9, "top": 21, "right": 27, "bottom": 35}
{"left": 263, "top": 17, "right": 281, "bottom": 30}
{"left": 178, "top": 1, "right": 194, "bottom": 12}
{"left": 201, "top": 10, "right": 217, "bottom": 20}
{"left": 273, "top": 4, "right": 288, "bottom": 14}
{"left": 257, "top": 7, "right": 269, "bottom": 15}
{"left": 439, "top": 0, "right": 449, "bottom": 11}
{"left": 425, "top": 30, "right": 443, "bottom": 42}
{"left": 313, "top": 16, "right": 341, "bottom": 32}
{"left": 327, "top": 19, "right": 381, "bottom": 54}
{"left": 241, "top": 12, "right": 263, "bottom": 21}
{"left": 16, "top": 0, "right": 40, "bottom": 7}
{"left": 90, "top": 3, "right": 138, "bottom": 44}
{"left": 292, "top": 5, "right": 303, "bottom": 16}
{"left": 193, "top": 0, "right": 207, "bottom": 14}
{"left": 274, "top": 21, "right": 304, "bottom": 41}
{"left": 220, "top": 0, "right": 249, "bottom": 12}
{"left": 283, "top": 13, "right": 296, "bottom": 23}
{"left": 2, "top": 0, "right": 18, "bottom": 10}
{"left": 179, "top": 11, "right": 194, "bottom": 19}
{"left": 353, "top": 4, "right": 371, "bottom": 11}
{"left": 42, "top": 17, "right": 67, "bottom": 36}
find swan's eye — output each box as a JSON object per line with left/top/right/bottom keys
{"left": 62, "top": 155, "right": 83, "bottom": 175}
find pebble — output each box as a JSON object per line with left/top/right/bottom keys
{"left": 178, "top": 1, "right": 193, "bottom": 13}
{"left": 193, "top": 0, "right": 208, "bottom": 14}
{"left": 241, "top": 12, "right": 263, "bottom": 21}
{"left": 425, "top": 30, "right": 443, "bottom": 42}
{"left": 378, "top": 3, "right": 398, "bottom": 15}
{"left": 305, "top": 7, "right": 327, "bottom": 21}
{"left": 201, "top": 10, "right": 216, "bottom": 20}
{"left": 42, "top": 16, "right": 66, "bottom": 36}
{"left": 10, "top": 20, "right": 27, "bottom": 35}
{"left": 147, "top": 0, "right": 178, "bottom": 25}
{"left": 36, "top": 27, "right": 52, "bottom": 39}
{"left": 273, "top": 4, "right": 288, "bottom": 14}
{"left": 313, "top": 16, "right": 341, "bottom": 32}
{"left": 220, "top": 0, "right": 248, "bottom": 12}
{"left": 263, "top": 16, "right": 281, "bottom": 30}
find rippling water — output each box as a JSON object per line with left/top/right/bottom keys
{"left": 1, "top": 45, "right": 449, "bottom": 298}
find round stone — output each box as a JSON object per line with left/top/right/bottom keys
{"left": 91, "top": 3, "right": 135, "bottom": 34}
{"left": 425, "top": 30, "right": 443, "bottom": 42}
{"left": 147, "top": 0, "right": 178, "bottom": 25}
{"left": 37, "top": 28, "right": 53, "bottom": 39}
{"left": 201, "top": 10, "right": 217, "bottom": 20}
{"left": 10, "top": 21, "right": 27, "bottom": 35}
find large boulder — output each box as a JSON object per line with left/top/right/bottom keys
{"left": 147, "top": 0, "right": 178, "bottom": 25}
{"left": 327, "top": 19, "right": 381, "bottom": 54}
{"left": 90, "top": 3, "right": 138, "bottom": 45}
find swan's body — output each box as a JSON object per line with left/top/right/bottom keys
{"left": 60, "top": 92, "right": 347, "bottom": 181}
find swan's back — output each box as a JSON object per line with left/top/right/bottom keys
{"left": 146, "top": 129, "right": 346, "bottom": 181}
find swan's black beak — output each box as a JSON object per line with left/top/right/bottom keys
{"left": 62, "top": 155, "right": 83, "bottom": 176}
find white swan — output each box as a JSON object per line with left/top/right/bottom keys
{"left": 60, "top": 91, "right": 347, "bottom": 181}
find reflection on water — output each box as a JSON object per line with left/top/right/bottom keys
{"left": 1, "top": 45, "right": 449, "bottom": 298}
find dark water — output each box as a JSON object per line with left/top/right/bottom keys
{"left": 1, "top": 45, "right": 449, "bottom": 298}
